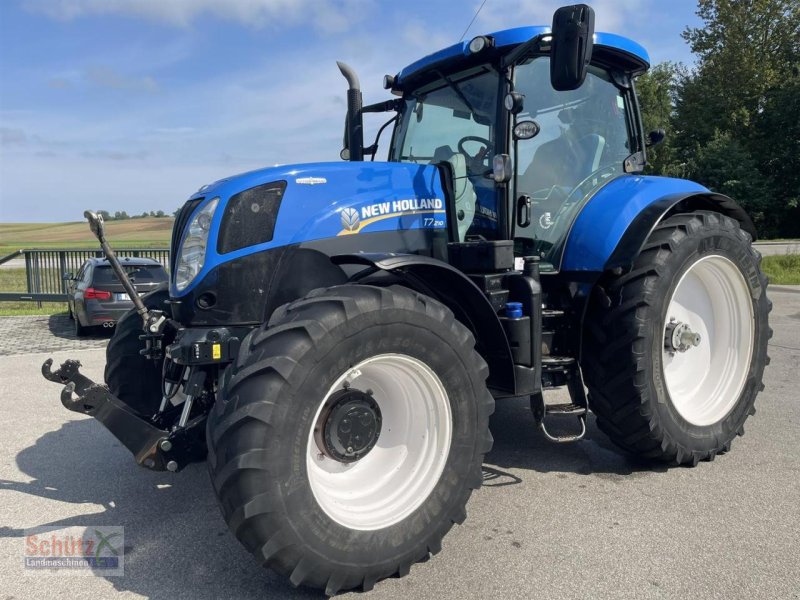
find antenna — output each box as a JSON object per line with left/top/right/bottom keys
{"left": 459, "top": 0, "right": 489, "bottom": 41}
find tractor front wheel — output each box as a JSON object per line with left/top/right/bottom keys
{"left": 104, "top": 285, "right": 171, "bottom": 416}
{"left": 583, "top": 211, "right": 771, "bottom": 465}
{"left": 206, "top": 284, "right": 493, "bottom": 594}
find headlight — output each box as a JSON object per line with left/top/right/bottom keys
{"left": 175, "top": 197, "right": 218, "bottom": 291}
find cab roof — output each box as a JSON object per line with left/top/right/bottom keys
{"left": 396, "top": 26, "right": 650, "bottom": 86}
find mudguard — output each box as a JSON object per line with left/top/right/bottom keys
{"left": 332, "top": 252, "right": 516, "bottom": 393}
{"left": 562, "top": 175, "right": 757, "bottom": 273}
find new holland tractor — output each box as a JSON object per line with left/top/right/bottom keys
{"left": 43, "top": 5, "right": 770, "bottom": 595}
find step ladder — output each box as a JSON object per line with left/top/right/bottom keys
{"left": 531, "top": 355, "right": 589, "bottom": 443}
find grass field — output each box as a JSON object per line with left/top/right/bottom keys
{"left": 0, "top": 269, "right": 67, "bottom": 316}
{"left": 762, "top": 254, "right": 800, "bottom": 285}
{"left": 0, "top": 217, "right": 172, "bottom": 255}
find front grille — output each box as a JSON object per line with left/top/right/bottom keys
{"left": 217, "top": 181, "right": 286, "bottom": 254}
{"left": 170, "top": 197, "right": 204, "bottom": 273}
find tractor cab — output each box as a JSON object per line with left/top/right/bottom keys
{"left": 378, "top": 23, "right": 650, "bottom": 271}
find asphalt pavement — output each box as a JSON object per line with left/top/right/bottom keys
{"left": 0, "top": 287, "right": 798, "bottom": 599}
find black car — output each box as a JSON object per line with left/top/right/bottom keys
{"left": 65, "top": 257, "right": 168, "bottom": 336}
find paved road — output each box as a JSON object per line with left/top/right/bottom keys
{"left": 0, "top": 315, "right": 110, "bottom": 356}
{"left": 0, "top": 289, "right": 798, "bottom": 599}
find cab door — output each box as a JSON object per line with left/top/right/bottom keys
{"left": 510, "top": 57, "right": 635, "bottom": 270}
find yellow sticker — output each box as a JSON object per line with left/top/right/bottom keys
{"left": 212, "top": 343, "right": 221, "bottom": 360}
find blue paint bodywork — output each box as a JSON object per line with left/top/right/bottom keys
{"left": 397, "top": 26, "right": 650, "bottom": 84}
{"left": 172, "top": 162, "right": 446, "bottom": 296}
{"left": 561, "top": 175, "right": 709, "bottom": 272}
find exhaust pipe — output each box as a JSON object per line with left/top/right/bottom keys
{"left": 337, "top": 61, "right": 364, "bottom": 161}
{"left": 102, "top": 321, "right": 116, "bottom": 328}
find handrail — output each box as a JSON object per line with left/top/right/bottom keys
{"left": 0, "top": 249, "right": 23, "bottom": 266}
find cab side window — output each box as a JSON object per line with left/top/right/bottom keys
{"left": 512, "top": 57, "right": 631, "bottom": 259}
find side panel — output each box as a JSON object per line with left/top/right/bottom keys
{"left": 173, "top": 161, "right": 447, "bottom": 297}
{"left": 561, "top": 175, "right": 708, "bottom": 272}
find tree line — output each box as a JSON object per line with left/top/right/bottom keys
{"left": 95, "top": 209, "right": 178, "bottom": 220}
{"left": 636, "top": 0, "right": 799, "bottom": 239}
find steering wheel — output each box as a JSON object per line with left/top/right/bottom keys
{"left": 457, "top": 135, "right": 493, "bottom": 173}
{"left": 563, "top": 164, "right": 618, "bottom": 205}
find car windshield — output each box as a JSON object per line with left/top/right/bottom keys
{"left": 391, "top": 65, "right": 500, "bottom": 241}
{"left": 93, "top": 265, "right": 167, "bottom": 285}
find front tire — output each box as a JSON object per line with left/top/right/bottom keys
{"left": 104, "top": 285, "right": 171, "bottom": 415}
{"left": 583, "top": 211, "right": 771, "bottom": 465}
{"left": 207, "top": 285, "right": 494, "bottom": 594}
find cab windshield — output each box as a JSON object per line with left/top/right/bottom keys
{"left": 391, "top": 66, "right": 500, "bottom": 241}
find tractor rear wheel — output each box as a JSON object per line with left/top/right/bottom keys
{"left": 206, "top": 284, "right": 493, "bottom": 594}
{"left": 583, "top": 211, "right": 771, "bottom": 465}
{"left": 104, "top": 284, "right": 171, "bottom": 416}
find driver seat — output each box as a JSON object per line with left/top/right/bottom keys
{"left": 432, "top": 146, "right": 477, "bottom": 241}
{"left": 519, "top": 133, "right": 606, "bottom": 194}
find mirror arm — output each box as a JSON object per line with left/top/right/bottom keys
{"left": 501, "top": 34, "right": 548, "bottom": 70}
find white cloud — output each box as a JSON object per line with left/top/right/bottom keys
{"left": 24, "top": 0, "right": 373, "bottom": 33}
{"left": 473, "top": 0, "right": 646, "bottom": 34}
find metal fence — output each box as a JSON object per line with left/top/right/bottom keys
{"left": 0, "top": 248, "right": 170, "bottom": 303}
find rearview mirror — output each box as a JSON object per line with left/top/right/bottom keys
{"left": 550, "top": 4, "right": 595, "bottom": 91}
{"left": 62, "top": 272, "right": 73, "bottom": 281}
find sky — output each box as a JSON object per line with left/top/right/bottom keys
{"left": 0, "top": 0, "right": 703, "bottom": 222}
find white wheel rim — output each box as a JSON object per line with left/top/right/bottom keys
{"left": 662, "top": 254, "right": 754, "bottom": 426}
{"left": 306, "top": 354, "right": 452, "bottom": 531}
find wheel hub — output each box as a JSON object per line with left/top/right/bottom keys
{"left": 314, "top": 388, "right": 382, "bottom": 463}
{"left": 665, "top": 319, "right": 702, "bottom": 353}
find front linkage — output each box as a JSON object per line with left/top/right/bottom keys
{"left": 41, "top": 211, "right": 218, "bottom": 472}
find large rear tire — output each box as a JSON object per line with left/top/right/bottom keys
{"left": 104, "top": 285, "right": 171, "bottom": 416}
{"left": 582, "top": 211, "right": 771, "bottom": 465}
{"left": 206, "top": 284, "right": 494, "bottom": 594}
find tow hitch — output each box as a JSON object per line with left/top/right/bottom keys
{"left": 41, "top": 358, "right": 206, "bottom": 471}
{"left": 40, "top": 210, "right": 206, "bottom": 472}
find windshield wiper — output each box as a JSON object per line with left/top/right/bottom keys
{"left": 434, "top": 69, "right": 477, "bottom": 116}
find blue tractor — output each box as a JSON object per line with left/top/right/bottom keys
{"left": 43, "top": 5, "right": 770, "bottom": 594}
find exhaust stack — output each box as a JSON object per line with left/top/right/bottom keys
{"left": 337, "top": 61, "right": 364, "bottom": 161}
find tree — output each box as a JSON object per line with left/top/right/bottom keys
{"left": 114, "top": 210, "right": 130, "bottom": 220}
{"left": 97, "top": 210, "right": 111, "bottom": 220}
{"left": 634, "top": 62, "right": 683, "bottom": 176}
{"left": 678, "top": 0, "right": 799, "bottom": 148}
{"left": 672, "top": 0, "right": 800, "bottom": 238}
{"left": 688, "top": 132, "right": 776, "bottom": 236}
{"left": 750, "top": 74, "right": 800, "bottom": 237}
{"left": 155, "top": 210, "right": 166, "bottom": 218}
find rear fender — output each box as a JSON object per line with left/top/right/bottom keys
{"left": 561, "top": 175, "right": 757, "bottom": 273}
{"left": 332, "top": 253, "right": 515, "bottom": 393}
{"left": 603, "top": 192, "right": 757, "bottom": 271}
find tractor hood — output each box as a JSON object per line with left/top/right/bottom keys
{"left": 172, "top": 161, "right": 447, "bottom": 296}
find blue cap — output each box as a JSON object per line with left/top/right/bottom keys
{"left": 505, "top": 302, "right": 523, "bottom": 318}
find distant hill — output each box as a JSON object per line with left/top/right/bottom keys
{"left": 0, "top": 217, "right": 173, "bottom": 254}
